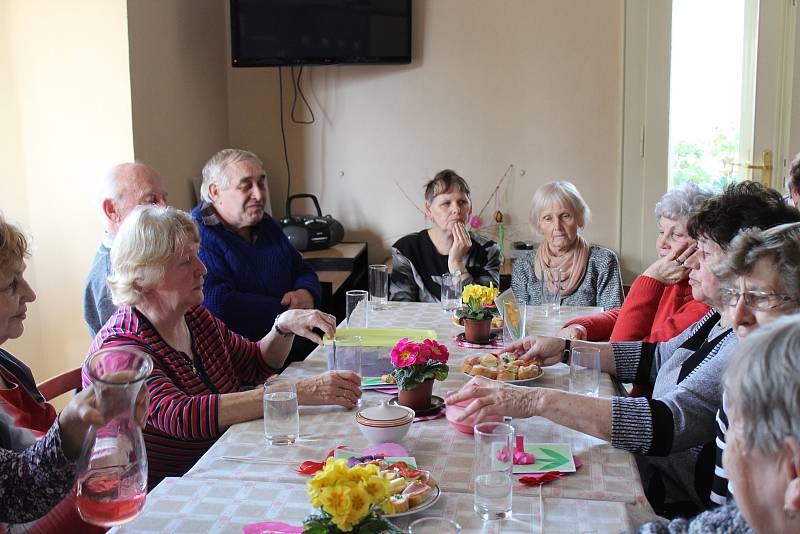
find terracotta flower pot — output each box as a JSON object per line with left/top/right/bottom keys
{"left": 397, "top": 379, "right": 434, "bottom": 411}
{"left": 464, "top": 318, "right": 492, "bottom": 344}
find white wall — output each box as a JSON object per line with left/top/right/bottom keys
{"left": 227, "top": 0, "right": 625, "bottom": 264}
{"left": 2, "top": 0, "right": 134, "bottom": 388}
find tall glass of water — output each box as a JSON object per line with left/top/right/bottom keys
{"left": 346, "top": 290, "right": 369, "bottom": 327}
{"left": 440, "top": 271, "right": 461, "bottom": 312}
{"left": 473, "top": 421, "right": 514, "bottom": 520}
{"left": 368, "top": 264, "right": 389, "bottom": 310}
{"left": 541, "top": 267, "right": 561, "bottom": 316}
{"left": 263, "top": 378, "right": 299, "bottom": 445}
{"left": 333, "top": 335, "right": 363, "bottom": 407}
{"left": 569, "top": 347, "right": 601, "bottom": 397}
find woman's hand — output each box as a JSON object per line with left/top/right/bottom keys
{"left": 296, "top": 371, "right": 362, "bottom": 409}
{"left": 643, "top": 242, "right": 696, "bottom": 285}
{"left": 276, "top": 309, "right": 337, "bottom": 344}
{"left": 448, "top": 222, "right": 472, "bottom": 273}
{"left": 445, "top": 377, "right": 538, "bottom": 423}
{"left": 504, "top": 335, "right": 565, "bottom": 366}
{"left": 559, "top": 324, "right": 587, "bottom": 340}
{"left": 57, "top": 383, "right": 150, "bottom": 460}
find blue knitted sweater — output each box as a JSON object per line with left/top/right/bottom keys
{"left": 192, "top": 203, "right": 321, "bottom": 341}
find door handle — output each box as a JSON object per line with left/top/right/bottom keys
{"left": 730, "top": 149, "right": 773, "bottom": 186}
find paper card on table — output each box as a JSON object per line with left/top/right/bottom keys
{"left": 512, "top": 443, "right": 576, "bottom": 474}
{"left": 362, "top": 376, "right": 395, "bottom": 389}
{"left": 333, "top": 449, "right": 417, "bottom": 469}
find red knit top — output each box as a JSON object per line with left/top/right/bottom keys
{"left": 563, "top": 275, "right": 710, "bottom": 343}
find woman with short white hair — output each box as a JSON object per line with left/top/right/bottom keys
{"left": 511, "top": 181, "right": 623, "bottom": 309}
{"left": 87, "top": 205, "right": 361, "bottom": 489}
{"left": 638, "top": 315, "right": 800, "bottom": 533}
{"left": 560, "top": 182, "right": 713, "bottom": 346}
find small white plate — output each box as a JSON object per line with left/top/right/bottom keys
{"left": 384, "top": 485, "right": 442, "bottom": 517}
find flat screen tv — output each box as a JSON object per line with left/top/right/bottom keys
{"left": 231, "top": 0, "right": 412, "bottom": 67}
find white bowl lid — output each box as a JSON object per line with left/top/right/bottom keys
{"left": 358, "top": 401, "right": 412, "bottom": 422}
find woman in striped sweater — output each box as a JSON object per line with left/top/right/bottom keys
{"left": 87, "top": 205, "right": 361, "bottom": 489}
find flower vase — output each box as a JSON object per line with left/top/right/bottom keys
{"left": 397, "top": 379, "right": 434, "bottom": 411}
{"left": 464, "top": 318, "right": 492, "bottom": 344}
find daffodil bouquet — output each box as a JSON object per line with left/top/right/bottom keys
{"left": 389, "top": 338, "right": 449, "bottom": 391}
{"left": 304, "top": 459, "right": 403, "bottom": 533}
{"left": 456, "top": 282, "right": 500, "bottom": 321}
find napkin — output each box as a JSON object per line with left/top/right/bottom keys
{"left": 243, "top": 521, "right": 303, "bottom": 534}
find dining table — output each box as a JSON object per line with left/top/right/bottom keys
{"left": 111, "top": 302, "right": 654, "bottom": 533}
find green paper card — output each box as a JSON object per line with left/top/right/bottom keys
{"left": 361, "top": 376, "right": 395, "bottom": 389}
{"left": 512, "top": 443, "right": 576, "bottom": 474}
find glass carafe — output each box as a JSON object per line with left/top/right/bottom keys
{"left": 76, "top": 348, "right": 153, "bottom": 527}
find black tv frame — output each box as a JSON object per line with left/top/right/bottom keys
{"left": 230, "top": 0, "right": 412, "bottom": 67}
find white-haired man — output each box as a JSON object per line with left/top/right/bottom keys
{"left": 83, "top": 162, "right": 167, "bottom": 337}
{"left": 192, "top": 149, "right": 321, "bottom": 349}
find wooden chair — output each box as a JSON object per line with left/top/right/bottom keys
{"left": 37, "top": 367, "right": 82, "bottom": 402}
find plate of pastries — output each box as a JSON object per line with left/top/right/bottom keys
{"left": 462, "top": 352, "right": 543, "bottom": 385}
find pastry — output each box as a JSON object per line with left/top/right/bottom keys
{"left": 388, "top": 493, "right": 409, "bottom": 513}
{"left": 479, "top": 353, "right": 498, "bottom": 367}
{"left": 388, "top": 477, "right": 407, "bottom": 494}
{"left": 402, "top": 481, "right": 433, "bottom": 507}
{"left": 518, "top": 363, "right": 542, "bottom": 380}
{"left": 497, "top": 370, "right": 516, "bottom": 381}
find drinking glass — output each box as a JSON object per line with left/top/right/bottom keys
{"left": 346, "top": 289, "right": 369, "bottom": 327}
{"left": 333, "top": 335, "right": 363, "bottom": 407}
{"left": 502, "top": 297, "right": 527, "bottom": 343}
{"left": 473, "top": 421, "right": 514, "bottom": 520}
{"left": 368, "top": 264, "right": 389, "bottom": 310}
{"left": 408, "top": 518, "right": 462, "bottom": 534}
{"left": 263, "top": 378, "right": 299, "bottom": 445}
{"left": 569, "top": 347, "right": 601, "bottom": 397}
{"left": 76, "top": 348, "right": 153, "bottom": 527}
{"left": 440, "top": 271, "right": 461, "bottom": 312}
{"left": 541, "top": 267, "right": 562, "bottom": 316}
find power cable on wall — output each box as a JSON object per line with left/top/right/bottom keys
{"left": 277, "top": 65, "right": 316, "bottom": 211}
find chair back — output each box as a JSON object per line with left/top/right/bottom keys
{"left": 37, "top": 367, "right": 82, "bottom": 401}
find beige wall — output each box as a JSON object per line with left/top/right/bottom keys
{"left": 2, "top": 0, "right": 134, "bottom": 388}
{"left": 127, "top": 0, "right": 230, "bottom": 211}
{"left": 227, "top": 0, "right": 625, "bottom": 265}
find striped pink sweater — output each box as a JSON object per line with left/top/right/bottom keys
{"left": 85, "top": 305, "right": 276, "bottom": 488}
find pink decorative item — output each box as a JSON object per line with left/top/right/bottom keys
{"left": 243, "top": 521, "right": 304, "bottom": 534}
{"left": 513, "top": 435, "right": 536, "bottom": 465}
{"left": 496, "top": 446, "right": 511, "bottom": 462}
{"left": 469, "top": 215, "right": 482, "bottom": 229}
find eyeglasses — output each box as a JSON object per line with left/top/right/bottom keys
{"left": 718, "top": 287, "right": 795, "bottom": 311}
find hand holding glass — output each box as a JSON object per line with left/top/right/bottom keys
{"left": 333, "top": 336, "right": 363, "bottom": 407}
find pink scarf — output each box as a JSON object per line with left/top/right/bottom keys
{"left": 533, "top": 235, "right": 590, "bottom": 297}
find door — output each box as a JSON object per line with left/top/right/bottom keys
{"left": 619, "top": 0, "right": 797, "bottom": 280}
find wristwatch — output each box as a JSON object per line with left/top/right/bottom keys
{"left": 561, "top": 338, "right": 571, "bottom": 364}
{"left": 273, "top": 312, "right": 293, "bottom": 337}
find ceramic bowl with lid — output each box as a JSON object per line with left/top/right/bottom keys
{"left": 356, "top": 402, "right": 414, "bottom": 444}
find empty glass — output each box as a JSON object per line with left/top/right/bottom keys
{"left": 473, "top": 422, "right": 514, "bottom": 520}
{"left": 333, "top": 335, "right": 363, "bottom": 407}
{"left": 569, "top": 347, "right": 601, "bottom": 397}
{"left": 346, "top": 289, "right": 369, "bottom": 327}
{"left": 408, "top": 518, "right": 462, "bottom": 533}
{"left": 263, "top": 378, "right": 299, "bottom": 445}
{"left": 440, "top": 271, "right": 461, "bottom": 312}
{"left": 368, "top": 264, "right": 389, "bottom": 310}
{"left": 541, "top": 267, "right": 562, "bottom": 316}
{"left": 76, "top": 348, "right": 153, "bottom": 527}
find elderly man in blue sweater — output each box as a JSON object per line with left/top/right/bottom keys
{"left": 192, "top": 149, "right": 322, "bottom": 346}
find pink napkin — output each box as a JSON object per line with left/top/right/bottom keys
{"left": 243, "top": 521, "right": 303, "bottom": 534}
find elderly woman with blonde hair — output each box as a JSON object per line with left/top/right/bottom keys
{"left": 87, "top": 205, "right": 361, "bottom": 488}
{"left": 511, "top": 181, "right": 623, "bottom": 309}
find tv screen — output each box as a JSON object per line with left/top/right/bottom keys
{"left": 231, "top": 0, "right": 412, "bottom": 67}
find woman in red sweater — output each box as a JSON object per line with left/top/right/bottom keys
{"left": 560, "top": 183, "right": 714, "bottom": 345}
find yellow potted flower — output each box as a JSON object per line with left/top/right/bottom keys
{"left": 304, "top": 459, "right": 403, "bottom": 533}
{"left": 455, "top": 283, "right": 500, "bottom": 343}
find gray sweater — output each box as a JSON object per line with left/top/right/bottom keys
{"left": 83, "top": 239, "right": 116, "bottom": 338}
{"left": 610, "top": 310, "right": 737, "bottom": 510}
{"left": 511, "top": 245, "right": 624, "bottom": 310}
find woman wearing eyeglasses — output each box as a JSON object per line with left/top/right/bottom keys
{"left": 708, "top": 222, "right": 800, "bottom": 507}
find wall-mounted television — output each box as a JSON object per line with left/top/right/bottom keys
{"left": 231, "top": 0, "right": 412, "bottom": 67}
